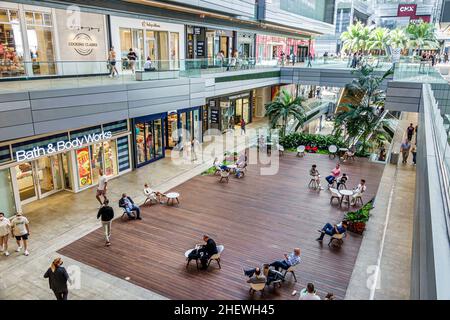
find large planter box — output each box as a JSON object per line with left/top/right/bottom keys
{"left": 347, "top": 221, "right": 366, "bottom": 235}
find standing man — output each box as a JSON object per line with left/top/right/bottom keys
{"left": 400, "top": 139, "right": 411, "bottom": 164}
{"left": 127, "top": 48, "right": 137, "bottom": 74}
{"left": 240, "top": 118, "right": 246, "bottom": 135}
{"left": 44, "top": 257, "right": 71, "bottom": 300}
{"left": 0, "top": 212, "right": 11, "bottom": 256}
{"left": 97, "top": 199, "right": 114, "bottom": 246}
{"left": 307, "top": 52, "right": 313, "bottom": 67}
{"left": 10, "top": 212, "right": 30, "bottom": 256}
{"left": 96, "top": 168, "right": 108, "bottom": 206}
{"left": 406, "top": 123, "right": 415, "bottom": 141}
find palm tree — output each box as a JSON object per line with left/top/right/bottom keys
{"left": 265, "top": 88, "right": 306, "bottom": 137}
{"left": 406, "top": 22, "right": 439, "bottom": 51}
{"left": 388, "top": 28, "right": 409, "bottom": 50}
{"left": 367, "top": 27, "right": 390, "bottom": 55}
{"left": 341, "top": 21, "right": 373, "bottom": 53}
{"left": 334, "top": 65, "right": 394, "bottom": 153}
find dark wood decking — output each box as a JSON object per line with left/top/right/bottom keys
{"left": 59, "top": 153, "right": 384, "bottom": 300}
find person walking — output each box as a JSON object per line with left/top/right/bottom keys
{"left": 0, "top": 212, "right": 11, "bottom": 256}
{"left": 400, "top": 139, "right": 411, "bottom": 164}
{"left": 95, "top": 168, "right": 108, "bottom": 206}
{"left": 127, "top": 48, "right": 137, "bottom": 73}
{"left": 97, "top": 199, "right": 114, "bottom": 246}
{"left": 307, "top": 52, "right": 313, "bottom": 67}
{"left": 240, "top": 118, "right": 246, "bottom": 135}
{"left": 411, "top": 144, "right": 417, "bottom": 165}
{"left": 10, "top": 212, "right": 30, "bottom": 256}
{"left": 108, "top": 46, "right": 119, "bottom": 78}
{"left": 44, "top": 257, "right": 70, "bottom": 300}
{"left": 406, "top": 123, "right": 415, "bottom": 142}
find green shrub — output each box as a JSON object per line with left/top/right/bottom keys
{"left": 279, "top": 133, "right": 346, "bottom": 151}
{"left": 344, "top": 201, "right": 374, "bottom": 223}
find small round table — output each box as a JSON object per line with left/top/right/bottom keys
{"left": 165, "top": 192, "right": 180, "bottom": 206}
{"left": 339, "top": 189, "right": 354, "bottom": 208}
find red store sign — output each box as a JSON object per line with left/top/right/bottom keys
{"left": 397, "top": 4, "right": 417, "bottom": 17}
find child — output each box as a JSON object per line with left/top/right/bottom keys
{"left": 336, "top": 173, "right": 348, "bottom": 190}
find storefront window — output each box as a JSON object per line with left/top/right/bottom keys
{"left": 103, "top": 140, "right": 118, "bottom": 177}
{"left": 170, "top": 32, "right": 179, "bottom": 61}
{"left": 135, "top": 123, "right": 146, "bottom": 165}
{"left": 167, "top": 113, "right": 178, "bottom": 148}
{"left": 135, "top": 119, "right": 164, "bottom": 166}
{"left": 76, "top": 147, "right": 92, "bottom": 188}
{"left": 0, "top": 168, "right": 16, "bottom": 217}
{"left": 90, "top": 143, "right": 103, "bottom": 184}
{"left": 120, "top": 28, "right": 144, "bottom": 69}
{"left": 193, "top": 109, "right": 200, "bottom": 141}
{"left": 154, "top": 119, "right": 163, "bottom": 158}
{"left": 0, "top": 8, "right": 25, "bottom": 78}
{"left": 26, "top": 11, "right": 56, "bottom": 76}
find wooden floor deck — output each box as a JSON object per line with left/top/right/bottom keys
{"left": 59, "top": 153, "right": 384, "bottom": 300}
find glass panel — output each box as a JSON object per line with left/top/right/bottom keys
{"left": 135, "top": 123, "right": 146, "bottom": 164}
{"left": 120, "top": 28, "right": 132, "bottom": 61}
{"left": 170, "top": 32, "right": 179, "bottom": 61}
{"left": 61, "top": 152, "right": 73, "bottom": 190}
{"left": 15, "top": 162, "right": 36, "bottom": 201}
{"left": 158, "top": 31, "right": 169, "bottom": 69}
{"left": 235, "top": 99, "right": 243, "bottom": 124}
{"left": 133, "top": 29, "right": 144, "bottom": 64}
{"left": 76, "top": 147, "right": 92, "bottom": 188}
{"left": 186, "top": 111, "right": 192, "bottom": 138}
{"left": 43, "top": 13, "right": 52, "bottom": 26}
{"left": 25, "top": 12, "right": 34, "bottom": 25}
{"left": 243, "top": 99, "right": 250, "bottom": 123}
{"left": 103, "top": 140, "right": 118, "bottom": 177}
{"left": 207, "top": 32, "right": 214, "bottom": 59}
{"left": 34, "top": 13, "right": 43, "bottom": 25}
{"left": 146, "top": 30, "right": 156, "bottom": 61}
{"left": 154, "top": 119, "right": 163, "bottom": 158}
{"left": 220, "top": 37, "right": 227, "bottom": 57}
{"left": 181, "top": 112, "right": 187, "bottom": 142}
{"left": 117, "top": 136, "right": 130, "bottom": 172}
{"left": 90, "top": 143, "right": 103, "bottom": 184}
{"left": 167, "top": 113, "right": 178, "bottom": 148}
{"left": 36, "top": 157, "right": 54, "bottom": 194}
{"left": 193, "top": 109, "right": 200, "bottom": 141}
{"left": 9, "top": 10, "right": 19, "bottom": 23}
{"left": 51, "top": 155, "right": 62, "bottom": 190}
{"left": 27, "top": 25, "right": 56, "bottom": 75}
{"left": 145, "top": 122, "right": 153, "bottom": 160}
{"left": 0, "top": 10, "right": 8, "bottom": 23}
{"left": 0, "top": 168, "right": 16, "bottom": 217}
{"left": 0, "top": 22, "right": 25, "bottom": 78}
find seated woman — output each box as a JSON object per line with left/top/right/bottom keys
{"left": 342, "top": 145, "right": 356, "bottom": 162}
{"left": 351, "top": 179, "right": 366, "bottom": 205}
{"left": 309, "top": 164, "right": 323, "bottom": 190}
{"left": 144, "top": 183, "right": 163, "bottom": 204}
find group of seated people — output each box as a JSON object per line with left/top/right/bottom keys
{"left": 213, "top": 153, "right": 247, "bottom": 178}
{"left": 244, "top": 248, "right": 301, "bottom": 286}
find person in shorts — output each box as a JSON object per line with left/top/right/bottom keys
{"left": 96, "top": 168, "right": 108, "bottom": 206}
{"left": 0, "top": 212, "right": 11, "bottom": 256}
{"left": 10, "top": 212, "right": 30, "bottom": 256}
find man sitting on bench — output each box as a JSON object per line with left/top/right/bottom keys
{"left": 119, "top": 193, "right": 142, "bottom": 220}
{"left": 316, "top": 220, "right": 348, "bottom": 242}
{"left": 144, "top": 56, "right": 156, "bottom": 72}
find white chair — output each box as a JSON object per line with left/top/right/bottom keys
{"left": 249, "top": 282, "right": 266, "bottom": 295}
{"left": 276, "top": 144, "right": 284, "bottom": 156}
{"left": 296, "top": 145, "right": 305, "bottom": 157}
{"left": 207, "top": 245, "right": 224, "bottom": 269}
{"left": 308, "top": 176, "right": 320, "bottom": 189}
{"left": 143, "top": 188, "right": 158, "bottom": 205}
{"left": 352, "top": 193, "right": 364, "bottom": 206}
{"left": 283, "top": 263, "right": 299, "bottom": 282}
{"left": 329, "top": 188, "right": 342, "bottom": 205}
{"left": 219, "top": 170, "right": 229, "bottom": 183}
{"left": 328, "top": 145, "right": 338, "bottom": 159}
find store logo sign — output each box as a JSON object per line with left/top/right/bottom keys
{"left": 398, "top": 4, "right": 417, "bottom": 17}
{"left": 15, "top": 131, "right": 112, "bottom": 162}
{"left": 69, "top": 33, "right": 98, "bottom": 56}
{"left": 142, "top": 21, "right": 161, "bottom": 28}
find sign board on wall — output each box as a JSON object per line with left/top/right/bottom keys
{"left": 55, "top": 9, "right": 107, "bottom": 61}
{"left": 397, "top": 4, "right": 417, "bottom": 17}
{"left": 197, "top": 41, "right": 205, "bottom": 57}
{"left": 210, "top": 110, "right": 219, "bottom": 124}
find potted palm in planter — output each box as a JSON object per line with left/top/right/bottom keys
{"left": 344, "top": 201, "right": 374, "bottom": 235}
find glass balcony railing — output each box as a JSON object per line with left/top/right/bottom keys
{"left": 0, "top": 58, "right": 280, "bottom": 92}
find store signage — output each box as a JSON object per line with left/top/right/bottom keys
{"left": 15, "top": 131, "right": 112, "bottom": 162}
{"left": 69, "top": 33, "right": 98, "bottom": 56}
{"left": 210, "top": 110, "right": 219, "bottom": 124}
{"left": 197, "top": 41, "right": 205, "bottom": 57}
{"left": 194, "top": 27, "right": 201, "bottom": 35}
{"left": 142, "top": 21, "right": 161, "bottom": 28}
{"left": 398, "top": 4, "right": 417, "bottom": 17}
{"left": 410, "top": 15, "right": 431, "bottom": 23}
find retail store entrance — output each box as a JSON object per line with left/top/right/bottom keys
{"left": 14, "top": 153, "right": 71, "bottom": 205}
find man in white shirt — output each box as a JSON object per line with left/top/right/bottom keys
{"left": 10, "top": 212, "right": 30, "bottom": 256}
{"left": 0, "top": 212, "right": 11, "bottom": 256}
{"left": 299, "top": 283, "right": 321, "bottom": 300}
{"left": 96, "top": 168, "right": 108, "bottom": 206}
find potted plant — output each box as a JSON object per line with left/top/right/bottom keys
{"left": 344, "top": 201, "right": 374, "bottom": 235}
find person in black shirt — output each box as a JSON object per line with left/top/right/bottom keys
{"left": 43, "top": 257, "right": 70, "bottom": 300}
{"left": 406, "top": 123, "right": 415, "bottom": 141}
{"left": 127, "top": 48, "right": 137, "bottom": 73}
{"left": 97, "top": 199, "right": 114, "bottom": 246}
{"left": 198, "top": 234, "right": 218, "bottom": 270}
